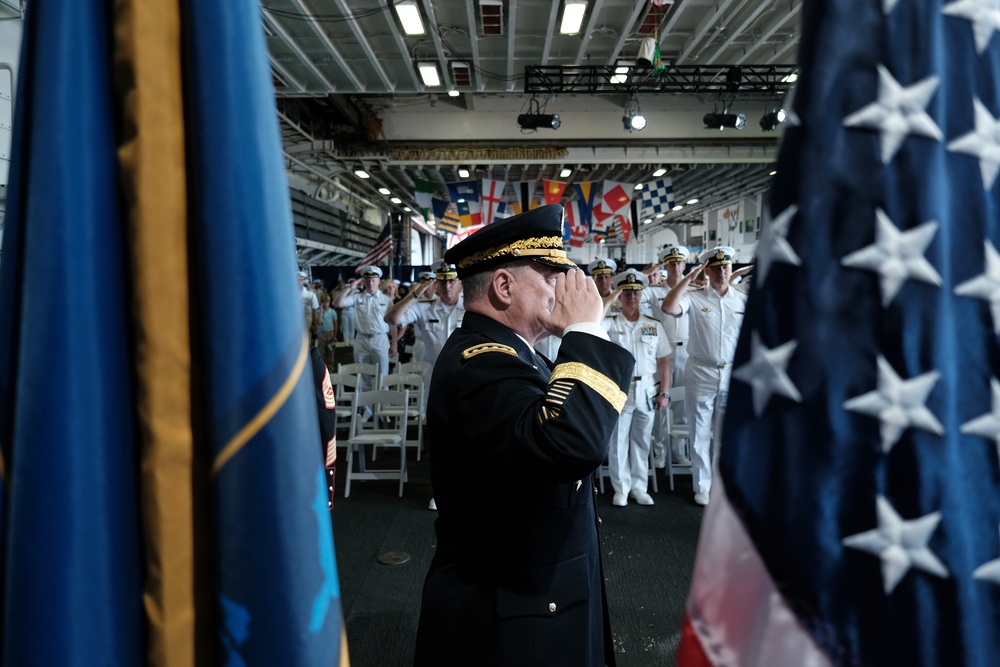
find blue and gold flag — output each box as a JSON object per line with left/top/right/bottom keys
{"left": 0, "top": 1, "right": 347, "bottom": 665}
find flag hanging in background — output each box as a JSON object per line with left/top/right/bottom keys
{"left": 446, "top": 180, "right": 480, "bottom": 205}
{"left": 437, "top": 208, "right": 460, "bottom": 235}
{"left": 480, "top": 178, "right": 507, "bottom": 225}
{"left": 679, "top": 1, "right": 1000, "bottom": 666}
{"left": 591, "top": 201, "right": 613, "bottom": 234}
{"left": 455, "top": 198, "right": 482, "bottom": 227}
{"left": 413, "top": 178, "right": 438, "bottom": 219}
{"left": 433, "top": 197, "right": 460, "bottom": 235}
{"left": 514, "top": 181, "right": 538, "bottom": 213}
{"left": 615, "top": 211, "right": 632, "bottom": 245}
{"left": 446, "top": 180, "right": 482, "bottom": 227}
{"left": 565, "top": 200, "right": 588, "bottom": 248}
{"left": 542, "top": 179, "right": 567, "bottom": 205}
{"left": 593, "top": 211, "right": 618, "bottom": 243}
{"left": 573, "top": 182, "right": 597, "bottom": 229}
{"left": 446, "top": 222, "right": 485, "bottom": 250}
{"left": 494, "top": 201, "right": 513, "bottom": 221}
{"left": 354, "top": 219, "right": 394, "bottom": 273}
{"left": 0, "top": 1, "right": 347, "bottom": 664}
{"left": 639, "top": 177, "right": 675, "bottom": 217}
{"left": 600, "top": 180, "right": 633, "bottom": 216}
{"left": 431, "top": 196, "right": 450, "bottom": 222}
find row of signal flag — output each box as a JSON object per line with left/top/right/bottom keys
{"left": 412, "top": 176, "right": 676, "bottom": 247}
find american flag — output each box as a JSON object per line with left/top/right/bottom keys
{"left": 353, "top": 220, "right": 394, "bottom": 274}
{"left": 679, "top": 0, "right": 1000, "bottom": 666}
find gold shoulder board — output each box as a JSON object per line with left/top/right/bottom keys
{"left": 462, "top": 342, "right": 518, "bottom": 360}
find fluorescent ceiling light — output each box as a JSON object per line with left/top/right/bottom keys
{"left": 770, "top": 170, "right": 778, "bottom": 176}
{"left": 686, "top": 198, "right": 699, "bottom": 205}
{"left": 652, "top": 168, "right": 667, "bottom": 177}
{"left": 390, "top": 197, "right": 402, "bottom": 204}
{"left": 633, "top": 183, "right": 643, "bottom": 191}
{"left": 560, "top": 168, "right": 572, "bottom": 178}
{"left": 610, "top": 66, "right": 629, "bottom": 85}
{"left": 642, "top": 218, "right": 652, "bottom": 225}
{"left": 671, "top": 205, "right": 683, "bottom": 211}
{"left": 378, "top": 187, "right": 391, "bottom": 195}
{"left": 782, "top": 71, "right": 798, "bottom": 83}
{"left": 395, "top": 1, "right": 425, "bottom": 35}
{"left": 419, "top": 63, "right": 441, "bottom": 87}
{"left": 448, "top": 89, "right": 460, "bottom": 97}
{"left": 354, "top": 168, "right": 370, "bottom": 179}
{"left": 656, "top": 212, "right": 666, "bottom": 218}
{"left": 403, "top": 206, "right": 412, "bottom": 212}
{"left": 560, "top": 1, "right": 587, "bottom": 34}
{"left": 458, "top": 168, "right": 470, "bottom": 178}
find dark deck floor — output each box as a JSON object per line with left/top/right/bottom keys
{"left": 330, "top": 450, "right": 703, "bottom": 667}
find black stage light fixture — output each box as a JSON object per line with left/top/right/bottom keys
{"left": 759, "top": 108, "right": 787, "bottom": 131}
{"left": 517, "top": 113, "right": 561, "bottom": 130}
{"left": 622, "top": 90, "right": 646, "bottom": 132}
{"left": 703, "top": 112, "right": 746, "bottom": 130}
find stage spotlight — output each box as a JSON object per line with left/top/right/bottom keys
{"left": 622, "top": 113, "right": 646, "bottom": 131}
{"left": 703, "top": 112, "right": 746, "bottom": 130}
{"left": 759, "top": 108, "right": 787, "bottom": 131}
{"left": 622, "top": 91, "right": 646, "bottom": 132}
{"left": 517, "top": 113, "right": 561, "bottom": 130}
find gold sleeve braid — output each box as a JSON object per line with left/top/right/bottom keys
{"left": 548, "top": 362, "right": 627, "bottom": 413}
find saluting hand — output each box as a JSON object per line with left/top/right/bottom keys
{"left": 540, "top": 268, "right": 603, "bottom": 336}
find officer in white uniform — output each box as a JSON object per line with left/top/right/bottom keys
{"left": 299, "top": 271, "right": 320, "bottom": 335}
{"left": 384, "top": 261, "right": 465, "bottom": 378}
{"left": 588, "top": 258, "right": 621, "bottom": 316}
{"left": 654, "top": 245, "right": 694, "bottom": 466}
{"left": 334, "top": 265, "right": 393, "bottom": 391}
{"left": 603, "top": 269, "right": 672, "bottom": 507}
{"left": 660, "top": 246, "right": 746, "bottom": 506}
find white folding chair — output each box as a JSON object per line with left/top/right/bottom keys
{"left": 665, "top": 386, "right": 692, "bottom": 491}
{"left": 378, "top": 372, "right": 426, "bottom": 460}
{"left": 338, "top": 362, "right": 380, "bottom": 395}
{"left": 397, "top": 360, "right": 431, "bottom": 376}
{"left": 328, "top": 372, "right": 359, "bottom": 434}
{"left": 343, "top": 390, "right": 410, "bottom": 498}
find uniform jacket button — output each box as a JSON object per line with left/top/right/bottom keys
{"left": 548, "top": 602, "right": 557, "bottom": 613}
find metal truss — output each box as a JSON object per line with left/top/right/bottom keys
{"left": 524, "top": 64, "right": 797, "bottom": 97}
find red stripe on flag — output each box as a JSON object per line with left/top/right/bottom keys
{"left": 676, "top": 614, "right": 713, "bottom": 667}
{"left": 682, "top": 476, "right": 833, "bottom": 667}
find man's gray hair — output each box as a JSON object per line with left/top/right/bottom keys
{"left": 460, "top": 260, "right": 536, "bottom": 303}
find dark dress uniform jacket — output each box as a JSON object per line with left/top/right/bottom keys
{"left": 414, "top": 311, "right": 635, "bottom": 667}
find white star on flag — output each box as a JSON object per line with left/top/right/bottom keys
{"left": 960, "top": 378, "right": 1000, "bottom": 466}
{"left": 954, "top": 240, "right": 1000, "bottom": 334}
{"left": 947, "top": 98, "right": 1000, "bottom": 189}
{"left": 842, "top": 495, "right": 949, "bottom": 594}
{"left": 942, "top": 0, "right": 1000, "bottom": 54}
{"left": 733, "top": 333, "right": 802, "bottom": 416}
{"left": 973, "top": 527, "right": 1000, "bottom": 585}
{"left": 756, "top": 204, "right": 802, "bottom": 286}
{"left": 843, "top": 355, "right": 944, "bottom": 453}
{"left": 842, "top": 65, "right": 943, "bottom": 164}
{"left": 840, "top": 210, "right": 942, "bottom": 307}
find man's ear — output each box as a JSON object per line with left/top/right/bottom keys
{"left": 490, "top": 268, "right": 515, "bottom": 307}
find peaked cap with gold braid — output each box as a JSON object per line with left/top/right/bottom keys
{"left": 444, "top": 204, "right": 577, "bottom": 278}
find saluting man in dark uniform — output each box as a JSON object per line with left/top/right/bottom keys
{"left": 414, "top": 204, "right": 635, "bottom": 667}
